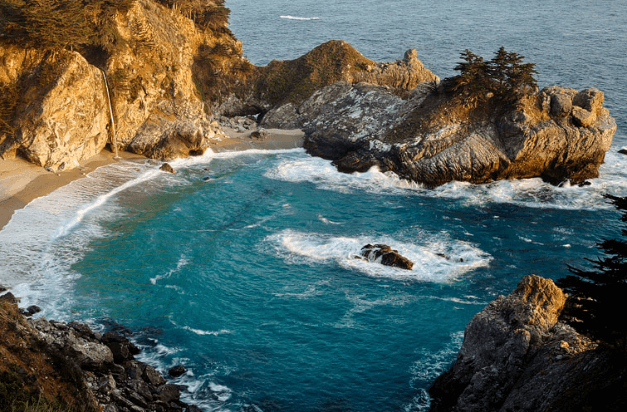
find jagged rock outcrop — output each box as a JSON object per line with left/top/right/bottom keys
{"left": 0, "top": 0, "right": 232, "bottom": 170}
{"left": 428, "top": 275, "right": 627, "bottom": 412}
{"left": 0, "top": 297, "right": 196, "bottom": 412}
{"left": 299, "top": 82, "right": 615, "bottom": 186}
{"left": 216, "top": 40, "right": 438, "bottom": 120}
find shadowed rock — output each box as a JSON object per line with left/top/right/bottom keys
{"left": 360, "top": 244, "right": 414, "bottom": 270}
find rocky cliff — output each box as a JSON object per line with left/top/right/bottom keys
{"left": 295, "top": 81, "right": 616, "bottom": 187}
{"left": 0, "top": 292, "right": 198, "bottom": 412}
{"left": 0, "top": 1, "right": 435, "bottom": 172}
{"left": 429, "top": 275, "right": 627, "bottom": 412}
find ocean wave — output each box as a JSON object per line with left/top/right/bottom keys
{"left": 405, "top": 331, "right": 464, "bottom": 411}
{"left": 151, "top": 255, "right": 189, "bottom": 285}
{"left": 280, "top": 15, "right": 320, "bottom": 20}
{"left": 265, "top": 151, "right": 627, "bottom": 210}
{"left": 265, "top": 229, "right": 491, "bottom": 283}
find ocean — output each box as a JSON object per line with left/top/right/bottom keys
{"left": 1, "top": 0, "right": 627, "bottom": 411}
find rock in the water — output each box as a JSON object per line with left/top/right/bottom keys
{"left": 168, "top": 365, "right": 186, "bottom": 378}
{"left": 19, "top": 305, "right": 42, "bottom": 317}
{"left": 160, "top": 163, "right": 176, "bottom": 173}
{"left": 618, "top": 149, "right": 627, "bottom": 155}
{"left": 360, "top": 244, "right": 414, "bottom": 270}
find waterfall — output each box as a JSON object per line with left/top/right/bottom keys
{"left": 100, "top": 69, "right": 120, "bottom": 159}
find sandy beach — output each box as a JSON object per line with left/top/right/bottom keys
{"left": 0, "top": 128, "right": 304, "bottom": 231}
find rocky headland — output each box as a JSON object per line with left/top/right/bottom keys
{"left": 429, "top": 275, "right": 626, "bottom": 411}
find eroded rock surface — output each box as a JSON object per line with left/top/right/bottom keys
{"left": 427, "top": 275, "right": 623, "bottom": 412}
{"left": 297, "top": 83, "right": 615, "bottom": 187}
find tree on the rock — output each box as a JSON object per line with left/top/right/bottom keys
{"left": 447, "top": 46, "right": 537, "bottom": 103}
{"left": 557, "top": 194, "right": 627, "bottom": 349}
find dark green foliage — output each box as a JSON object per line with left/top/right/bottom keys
{"left": 557, "top": 195, "right": 627, "bottom": 349}
{"left": 156, "top": 0, "right": 231, "bottom": 32}
{"left": 0, "top": 368, "right": 41, "bottom": 412}
{"left": 0, "top": 81, "right": 19, "bottom": 135}
{"left": 446, "top": 46, "right": 537, "bottom": 103}
{"left": 0, "top": 1, "right": 135, "bottom": 54}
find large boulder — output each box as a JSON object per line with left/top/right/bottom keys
{"left": 360, "top": 244, "right": 414, "bottom": 270}
{"left": 0, "top": 46, "right": 109, "bottom": 171}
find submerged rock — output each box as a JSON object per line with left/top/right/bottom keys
{"left": 160, "top": 163, "right": 176, "bottom": 173}
{"left": 360, "top": 244, "right": 414, "bottom": 270}
{"left": 168, "top": 365, "right": 186, "bottom": 378}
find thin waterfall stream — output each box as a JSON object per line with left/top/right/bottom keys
{"left": 100, "top": 69, "right": 119, "bottom": 159}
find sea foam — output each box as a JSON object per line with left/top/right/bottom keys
{"left": 266, "top": 229, "right": 491, "bottom": 282}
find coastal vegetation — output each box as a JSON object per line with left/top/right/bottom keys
{"left": 445, "top": 46, "right": 538, "bottom": 104}
{"left": 558, "top": 195, "right": 627, "bottom": 350}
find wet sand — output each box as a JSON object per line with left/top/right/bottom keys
{"left": 0, "top": 128, "right": 304, "bottom": 230}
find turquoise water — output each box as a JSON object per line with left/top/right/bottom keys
{"left": 2, "top": 1, "right": 627, "bottom": 411}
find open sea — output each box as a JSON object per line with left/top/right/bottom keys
{"left": 2, "top": 1, "right": 627, "bottom": 411}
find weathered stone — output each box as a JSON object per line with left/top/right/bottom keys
{"left": 573, "top": 87, "right": 604, "bottom": 112}
{"left": 168, "top": 365, "right": 186, "bottom": 378}
{"left": 156, "top": 384, "right": 180, "bottom": 403}
{"left": 550, "top": 93, "right": 573, "bottom": 117}
{"left": 101, "top": 332, "right": 138, "bottom": 363}
{"left": 142, "top": 364, "right": 166, "bottom": 387}
{"left": 360, "top": 244, "right": 414, "bottom": 270}
{"left": 0, "top": 292, "right": 19, "bottom": 304}
{"left": 299, "top": 83, "right": 614, "bottom": 187}
{"left": 428, "top": 275, "right": 600, "bottom": 412}
{"left": 571, "top": 106, "right": 596, "bottom": 127}
{"left": 250, "top": 129, "right": 269, "bottom": 140}
{"left": 0, "top": 46, "right": 109, "bottom": 171}
{"left": 159, "top": 163, "right": 176, "bottom": 174}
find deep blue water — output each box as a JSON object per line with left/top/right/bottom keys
{"left": 2, "top": 1, "right": 627, "bottom": 411}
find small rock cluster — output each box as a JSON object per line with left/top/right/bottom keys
{"left": 217, "top": 115, "right": 259, "bottom": 133}
{"left": 27, "top": 317, "right": 196, "bottom": 412}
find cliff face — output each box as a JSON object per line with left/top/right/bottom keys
{"left": 299, "top": 82, "right": 616, "bottom": 187}
{"left": 0, "top": 46, "right": 110, "bottom": 170}
{"left": 0, "top": 1, "right": 436, "bottom": 172}
{"left": 429, "top": 275, "right": 627, "bottom": 412}
{"left": 0, "top": 0, "right": 235, "bottom": 171}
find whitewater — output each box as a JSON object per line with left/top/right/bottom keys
{"left": 2, "top": 0, "right": 627, "bottom": 410}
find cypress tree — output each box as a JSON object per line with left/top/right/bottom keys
{"left": 557, "top": 195, "right": 627, "bottom": 350}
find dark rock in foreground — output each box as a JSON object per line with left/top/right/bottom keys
{"left": 429, "top": 275, "right": 627, "bottom": 412}
{"left": 360, "top": 244, "right": 414, "bottom": 270}
{"left": 0, "top": 298, "right": 197, "bottom": 412}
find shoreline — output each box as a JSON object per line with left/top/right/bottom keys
{"left": 0, "top": 129, "right": 304, "bottom": 231}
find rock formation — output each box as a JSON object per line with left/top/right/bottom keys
{"left": 0, "top": 1, "right": 437, "bottom": 172}
{"left": 297, "top": 82, "right": 615, "bottom": 187}
{"left": 429, "top": 275, "right": 627, "bottom": 412}
{"left": 0, "top": 296, "right": 197, "bottom": 412}
{"left": 360, "top": 244, "right": 414, "bottom": 270}
{"left": 0, "top": 46, "right": 110, "bottom": 171}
